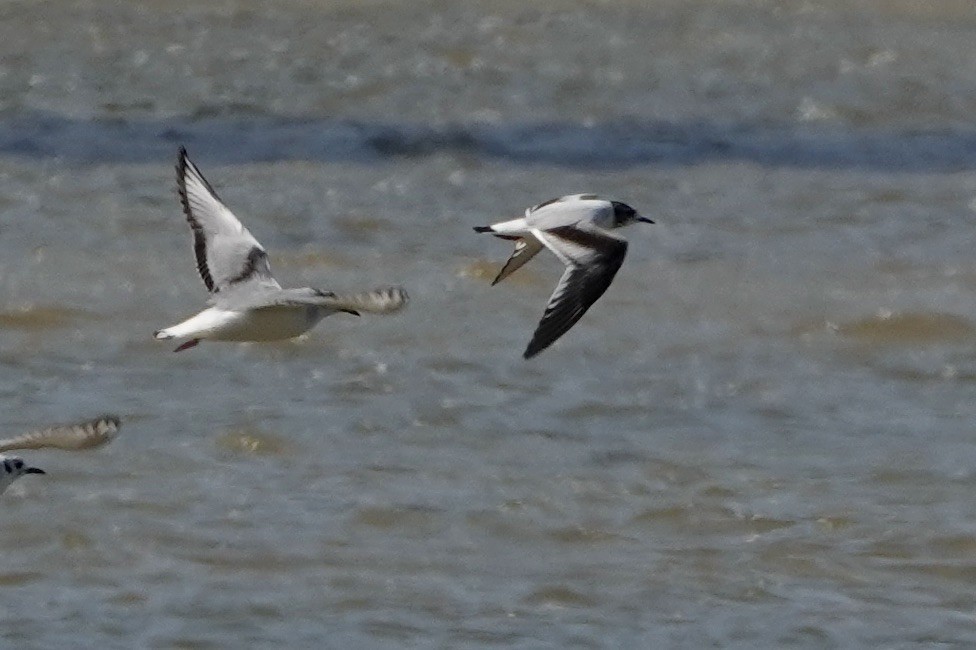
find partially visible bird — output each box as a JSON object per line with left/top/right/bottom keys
{"left": 153, "top": 147, "right": 408, "bottom": 352}
{"left": 0, "top": 415, "right": 121, "bottom": 496}
{"left": 0, "top": 455, "right": 44, "bottom": 496}
{"left": 473, "top": 194, "right": 653, "bottom": 359}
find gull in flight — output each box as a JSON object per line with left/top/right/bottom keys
{"left": 0, "top": 415, "right": 121, "bottom": 496}
{"left": 154, "top": 147, "right": 409, "bottom": 352}
{"left": 474, "top": 194, "right": 653, "bottom": 359}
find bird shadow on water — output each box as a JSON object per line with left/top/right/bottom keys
{"left": 1, "top": 110, "right": 976, "bottom": 172}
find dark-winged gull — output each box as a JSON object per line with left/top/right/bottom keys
{"left": 474, "top": 194, "right": 652, "bottom": 359}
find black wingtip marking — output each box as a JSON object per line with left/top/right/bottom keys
{"left": 473, "top": 226, "right": 493, "bottom": 233}
{"left": 522, "top": 324, "right": 551, "bottom": 358}
{"left": 176, "top": 146, "right": 218, "bottom": 292}
{"left": 193, "top": 235, "right": 215, "bottom": 292}
{"left": 523, "top": 331, "right": 554, "bottom": 359}
{"left": 176, "top": 147, "right": 188, "bottom": 193}
{"left": 177, "top": 147, "right": 222, "bottom": 201}
{"left": 342, "top": 309, "right": 361, "bottom": 317}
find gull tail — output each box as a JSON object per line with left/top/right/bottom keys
{"left": 474, "top": 219, "right": 526, "bottom": 241}
{"left": 319, "top": 286, "right": 409, "bottom": 315}
{"left": 0, "top": 415, "right": 121, "bottom": 453}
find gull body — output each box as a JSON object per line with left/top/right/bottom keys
{"left": 473, "top": 194, "right": 653, "bottom": 359}
{"left": 158, "top": 304, "right": 324, "bottom": 343}
{"left": 154, "top": 147, "right": 408, "bottom": 352}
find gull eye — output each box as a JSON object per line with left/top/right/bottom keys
{"left": 13, "top": 460, "right": 23, "bottom": 470}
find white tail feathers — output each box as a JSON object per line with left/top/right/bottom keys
{"left": 327, "top": 286, "right": 409, "bottom": 314}
{"left": 0, "top": 415, "right": 121, "bottom": 453}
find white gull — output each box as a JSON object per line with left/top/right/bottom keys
{"left": 154, "top": 147, "right": 408, "bottom": 352}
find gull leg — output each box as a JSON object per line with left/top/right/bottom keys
{"left": 173, "top": 339, "right": 201, "bottom": 352}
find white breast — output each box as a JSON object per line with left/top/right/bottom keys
{"left": 215, "top": 306, "right": 324, "bottom": 341}
{"left": 162, "top": 306, "right": 329, "bottom": 342}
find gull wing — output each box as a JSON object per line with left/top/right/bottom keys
{"left": 237, "top": 286, "right": 410, "bottom": 315}
{"left": 0, "top": 415, "right": 121, "bottom": 453}
{"left": 491, "top": 236, "right": 544, "bottom": 285}
{"left": 523, "top": 225, "right": 628, "bottom": 359}
{"left": 524, "top": 194, "right": 611, "bottom": 230}
{"left": 177, "top": 147, "right": 281, "bottom": 294}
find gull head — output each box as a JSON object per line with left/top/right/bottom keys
{"left": 611, "top": 201, "right": 654, "bottom": 227}
{"left": 0, "top": 455, "right": 45, "bottom": 495}
{"left": 3, "top": 457, "right": 44, "bottom": 476}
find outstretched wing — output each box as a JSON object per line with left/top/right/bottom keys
{"left": 177, "top": 147, "right": 280, "bottom": 294}
{"left": 524, "top": 194, "right": 611, "bottom": 230}
{"left": 523, "top": 226, "right": 627, "bottom": 359}
{"left": 491, "top": 236, "right": 544, "bottom": 285}
{"left": 242, "top": 286, "right": 410, "bottom": 315}
{"left": 0, "top": 415, "right": 121, "bottom": 453}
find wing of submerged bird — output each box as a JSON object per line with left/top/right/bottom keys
{"left": 0, "top": 416, "right": 121, "bottom": 453}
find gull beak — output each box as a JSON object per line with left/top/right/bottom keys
{"left": 637, "top": 216, "right": 655, "bottom": 224}
{"left": 25, "top": 467, "right": 45, "bottom": 475}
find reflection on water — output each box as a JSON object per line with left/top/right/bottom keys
{"left": 0, "top": 306, "right": 96, "bottom": 330}
{"left": 838, "top": 311, "right": 976, "bottom": 344}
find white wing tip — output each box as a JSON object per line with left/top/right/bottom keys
{"left": 0, "top": 415, "right": 122, "bottom": 453}
{"left": 64, "top": 415, "right": 122, "bottom": 449}
{"left": 376, "top": 286, "right": 409, "bottom": 312}
{"left": 90, "top": 415, "right": 122, "bottom": 437}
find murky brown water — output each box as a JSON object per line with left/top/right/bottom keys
{"left": 2, "top": 0, "right": 976, "bottom": 647}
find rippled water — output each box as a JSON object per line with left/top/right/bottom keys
{"left": 3, "top": 0, "right": 976, "bottom": 647}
